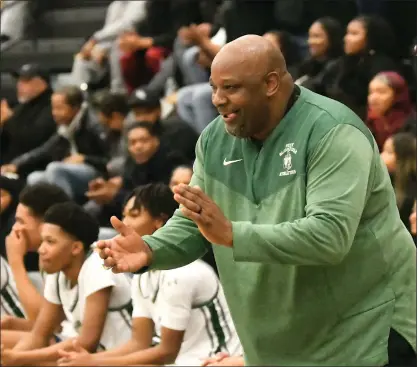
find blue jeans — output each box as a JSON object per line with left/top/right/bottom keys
{"left": 179, "top": 46, "right": 209, "bottom": 85}
{"left": 176, "top": 83, "right": 217, "bottom": 133}
{"left": 27, "top": 162, "right": 98, "bottom": 200}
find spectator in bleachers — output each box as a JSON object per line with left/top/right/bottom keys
{"left": 0, "top": 183, "right": 70, "bottom": 331}
{"left": 175, "top": 0, "right": 278, "bottom": 134}
{"left": 71, "top": 1, "right": 147, "bottom": 88}
{"left": 263, "top": 30, "right": 302, "bottom": 78}
{"left": 128, "top": 90, "right": 198, "bottom": 162}
{"left": 0, "top": 202, "right": 132, "bottom": 366}
{"left": 3, "top": 86, "right": 109, "bottom": 201}
{"left": 381, "top": 132, "right": 417, "bottom": 235}
{"left": 318, "top": 15, "right": 398, "bottom": 119}
{"left": 0, "top": 64, "right": 56, "bottom": 172}
{"left": 0, "top": 175, "right": 24, "bottom": 261}
{"left": 366, "top": 71, "right": 416, "bottom": 151}
{"left": 93, "top": 91, "right": 130, "bottom": 177}
{"left": 85, "top": 122, "right": 188, "bottom": 227}
{"left": 56, "top": 183, "right": 240, "bottom": 367}
{"left": 294, "top": 17, "right": 343, "bottom": 90}
{"left": 0, "top": 1, "right": 29, "bottom": 43}
{"left": 169, "top": 165, "right": 193, "bottom": 192}
{"left": 140, "top": 0, "right": 222, "bottom": 98}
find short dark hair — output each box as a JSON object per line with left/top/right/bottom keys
{"left": 54, "top": 85, "right": 84, "bottom": 108}
{"left": 95, "top": 91, "right": 130, "bottom": 117}
{"left": 127, "top": 121, "right": 162, "bottom": 138}
{"left": 125, "top": 183, "right": 177, "bottom": 223}
{"left": 19, "top": 183, "right": 71, "bottom": 219}
{"left": 43, "top": 202, "right": 99, "bottom": 252}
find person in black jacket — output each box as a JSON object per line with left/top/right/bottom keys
{"left": 318, "top": 15, "right": 398, "bottom": 119}
{"left": 1, "top": 86, "right": 109, "bottom": 202}
{"left": 116, "top": 0, "right": 220, "bottom": 93}
{"left": 85, "top": 122, "right": 189, "bottom": 226}
{"left": 294, "top": 17, "right": 343, "bottom": 91}
{"left": 0, "top": 64, "right": 56, "bottom": 170}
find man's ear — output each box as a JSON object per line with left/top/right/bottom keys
{"left": 265, "top": 71, "right": 280, "bottom": 97}
{"left": 71, "top": 241, "right": 84, "bottom": 256}
{"left": 154, "top": 215, "right": 168, "bottom": 230}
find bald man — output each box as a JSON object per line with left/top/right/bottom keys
{"left": 97, "top": 35, "right": 416, "bottom": 366}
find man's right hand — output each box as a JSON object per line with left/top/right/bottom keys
{"left": 0, "top": 164, "right": 17, "bottom": 175}
{"left": 5, "top": 230, "right": 29, "bottom": 265}
{"left": 0, "top": 99, "right": 13, "bottom": 125}
{"left": 96, "top": 216, "right": 153, "bottom": 274}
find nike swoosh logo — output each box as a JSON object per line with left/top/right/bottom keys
{"left": 223, "top": 158, "right": 243, "bottom": 166}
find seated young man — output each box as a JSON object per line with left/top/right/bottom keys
{"left": 1, "top": 183, "right": 71, "bottom": 343}
{"left": 0, "top": 202, "right": 132, "bottom": 366}
{"left": 85, "top": 121, "right": 189, "bottom": 226}
{"left": 57, "top": 183, "right": 241, "bottom": 366}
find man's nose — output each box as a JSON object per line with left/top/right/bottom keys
{"left": 212, "top": 89, "right": 227, "bottom": 108}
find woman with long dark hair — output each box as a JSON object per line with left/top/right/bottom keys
{"left": 381, "top": 132, "right": 416, "bottom": 233}
{"left": 295, "top": 17, "right": 343, "bottom": 90}
{"left": 319, "top": 15, "right": 398, "bottom": 118}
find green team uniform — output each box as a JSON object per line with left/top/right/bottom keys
{"left": 142, "top": 86, "right": 416, "bottom": 366}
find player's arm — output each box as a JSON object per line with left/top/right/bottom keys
{"left": 10, "top": 287, "right": 113, "bottom": 365}
{"left": 143, "top": 133, "right": 212, "bottom": 271}
{"left": 231, "top": 124, "right": 375, "bottom": 266}
{"left": 13, "top": 298, "right": 65, "bottom": 351}
{"left": 94, "top": 316, "right": 154, "bottom": 358}
{"left": 8, "top": 254, "right": 43, "bottom": 321}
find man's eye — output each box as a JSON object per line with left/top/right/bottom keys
{"left": 224, "top": 85, "right": 237, "bottom": 90}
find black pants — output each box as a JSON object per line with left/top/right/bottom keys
{"left": 387, "top": 328, "right": 416, "bottom": 366}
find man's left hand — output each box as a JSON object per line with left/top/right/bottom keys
{"left": 173, "top": 184, "right": 233, "bottom": 247}
{"left": 63, "top": 154, "right": 85, "bottom": 164}
{"left": 85, "top": 180, "right": 120, "bottom": 205}
{"left": 187, "top": 24, "right": 207, "bottom": 45}
{"left": 1, "top": 345, "right": 19, "bottom": 366}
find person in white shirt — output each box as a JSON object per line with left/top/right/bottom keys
{"left": 0, "top": 202, "right": 132, "bottom": 366}
{"left": 57, "top": 183, "right": 241, "bottom": 366}
{"left": 0, "top": 256, "right": 25, "bottom": 319}
{"left": 1, "top": 183, "right": 73, "bottom": 349}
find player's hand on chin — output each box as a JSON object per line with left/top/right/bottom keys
{"left": 96, "top": 216, "right": 153, "bottom": 273}
{"left": 173, "top": 184, "right": 233, "bottom": 247}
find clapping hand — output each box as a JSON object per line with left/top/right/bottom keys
{"left": 173, "top": 184, "right": 233, "bottom": 247}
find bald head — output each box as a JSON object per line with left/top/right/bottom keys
{"left": 212, "top": 34, "right": 287, "bottom": 77}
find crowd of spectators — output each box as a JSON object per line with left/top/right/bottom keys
{"left": 0, "top": 0, "right": 416, "bottom": 365}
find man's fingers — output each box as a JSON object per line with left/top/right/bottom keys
{"left": 96, "top": 240, "right": 111, "bottom": 253}
{"left": 181, "top": 207, "right": 203, "bottom": 223}
{"left": 110, "top": 216, "right": 134, "bottom": 236}
{"left": 174, "top": 194, "right": 202, "bottom": 213}
{"left": 103, "top": 256, "right": 117, "bottom": 269}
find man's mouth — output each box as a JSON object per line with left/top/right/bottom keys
{"left": 221, "top": 110, "right": 240, "bottom": 124}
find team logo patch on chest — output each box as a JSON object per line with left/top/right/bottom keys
{"left": 279, "top": 143, "right": 297, "bottom": 176}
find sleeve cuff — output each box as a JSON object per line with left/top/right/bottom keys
{"left": 232, "top": 221, "right": 255, "bottom": 262}
{"left": 132, "top": 238, "right": 155, "bottom": 274}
